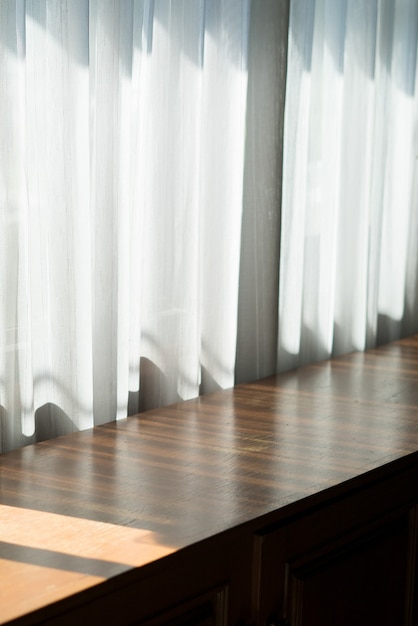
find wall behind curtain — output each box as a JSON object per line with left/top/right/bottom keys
{"left": 278, "top": 0, "right": 418, "bottom": 371}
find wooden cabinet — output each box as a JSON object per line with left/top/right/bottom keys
{"left": 1, "top": 336, "right": 418, "bottom": 625}
{"left": 252, "top": 463, "right": 418, "bottom": 626}
{"left": 35, "top": 455, "right": 417, "bottom": 626}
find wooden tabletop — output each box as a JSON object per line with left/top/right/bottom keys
{"left": 1, "top": 336, "right": 418, "bottom": 623}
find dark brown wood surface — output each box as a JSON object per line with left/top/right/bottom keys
{"left": 1, "top": 336, "right": 418, "bottom": 623}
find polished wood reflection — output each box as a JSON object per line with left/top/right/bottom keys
{"left": 1, "top": 336, "right": 418, "bottom": 624}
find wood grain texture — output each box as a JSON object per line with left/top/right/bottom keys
{"left": 1, "top": 336, "right": 418, "bottom": 623}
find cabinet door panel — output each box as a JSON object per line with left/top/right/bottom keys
{"left": 254, "top": 506, "right": 416, "bottom": 626}
{"left": 287, "top": 514, "right": 408, "bottom": 626}
{"left": 135, "top": 585, "right": 228, "bottom": 626}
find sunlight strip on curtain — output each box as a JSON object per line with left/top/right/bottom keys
{"left": 278, "top": 0, "right": 418, "bottom": 372}
{"left": 0, "top": 0, "right": 250, "bottom": 452}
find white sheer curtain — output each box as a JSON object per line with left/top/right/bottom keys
{"left": 0, "top": 0, "right": 250, "bottom": 452}
{"left": 279, "top": 0, "right": 418, "bottom": 371}
{"left": 1, "top": 0, "right": 418, "bottom": 454}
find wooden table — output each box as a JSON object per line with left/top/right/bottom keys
{"left": 1, "top": 336, "right": 418, "bottom": 625}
